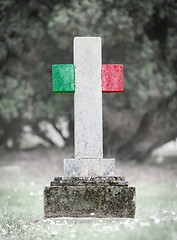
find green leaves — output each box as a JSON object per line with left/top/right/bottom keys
{"left": 0, "top": 77, "right": 34, "bottom": 121}
{"left": 0, "top": 42, "right": 7, "bottom": 62}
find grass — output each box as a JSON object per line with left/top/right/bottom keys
{"left": 0, "top": 178, "right": 177, "bottom": 240}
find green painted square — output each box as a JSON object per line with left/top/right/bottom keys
{"left": 52, "top": 64, "right": 75, "bottom": 93}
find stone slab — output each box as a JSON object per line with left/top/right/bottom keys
{"left": 64, "top": 158, "right": 115, "bottom": 177}
{"left": 74, "top": 37, "right": 103, "bottom": 159}
{"left": 44, "top": 183, "right": 136, "bottom": 218}
{"left": 51, "top": 176, "right": 128, "bottom": 186}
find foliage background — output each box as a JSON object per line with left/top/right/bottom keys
{"left": 0, "top": 0, "right": 177, "bottom": 161}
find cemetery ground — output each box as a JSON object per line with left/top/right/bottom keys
{"left": 0, "top": 147, "right": 177, "bottom": 240}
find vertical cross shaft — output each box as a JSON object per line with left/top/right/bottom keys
{"left": 64, "top": 37, "right": 115, "bottom": 177}
{"left": 74, "top": 37, "right": 103, "bottom": 159}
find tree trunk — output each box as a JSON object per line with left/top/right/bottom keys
{"left": 104, "top": 90, "right": 177, "bottom": 161}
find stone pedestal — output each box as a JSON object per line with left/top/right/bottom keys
{"left": 44, "top": 177, "right": 136, "bottom": 218}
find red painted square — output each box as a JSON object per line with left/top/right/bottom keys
{"left": 102, "top": 64, "right": 123, "bottom": 92}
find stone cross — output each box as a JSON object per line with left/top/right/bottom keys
{"left": 52, "top": 37, "right": 123, "bottom": 178}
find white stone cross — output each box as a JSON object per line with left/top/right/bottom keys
{"left": 52, "top": 37, "right": 123, "bottom": 178}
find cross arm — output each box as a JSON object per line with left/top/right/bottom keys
{"left": 52, "top": 64, "right": 75, "bottom": 93}
{"left": 52, "top": 64, "right": 123, "bottom": 93}
{"left": 102, "top": 64, "right": 123, "bottom": 92}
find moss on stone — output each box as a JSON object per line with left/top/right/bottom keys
{"left": 44, "top": 178, "right": 136, "bottom": 218}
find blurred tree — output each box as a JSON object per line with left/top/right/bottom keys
{"left": 0, "top": 0, "right": 176, "bottom": 161}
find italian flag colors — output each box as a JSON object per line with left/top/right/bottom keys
{"left": 52, "top": 64, "right": 123, "bottom": 93}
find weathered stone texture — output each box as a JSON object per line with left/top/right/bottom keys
{"left": 51, "top": 176, "right": 128, "bottom": 186}
{"left": 74, "top": 37, "right": 103, "bottom": 159}
{"left": 44, "top": 177, "right": 136, "bottom": 218}
{"left": 64, "top": 158, "right": 115, "bottom": 178}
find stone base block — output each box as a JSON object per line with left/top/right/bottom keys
{"left": 64, "top": 158, "right": 115, "bottom": 177}
{"left": 44, "top": 177, "right": 136, "bottom": 218}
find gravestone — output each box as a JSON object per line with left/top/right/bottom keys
{"left": 44, "top": 37, "right": 136, "bottom": 218}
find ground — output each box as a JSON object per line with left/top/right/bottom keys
{"left": 0, "top": 147, "right": 177, "bottom": 240}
